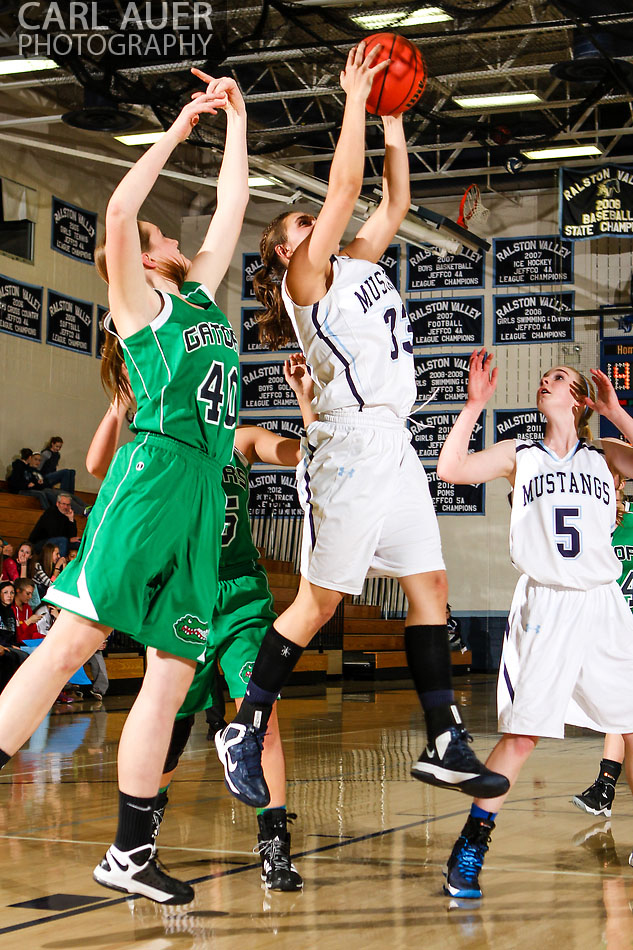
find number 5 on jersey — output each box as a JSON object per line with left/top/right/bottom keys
{"left": 198, "top": 361, "right": 238, "bottom": 429}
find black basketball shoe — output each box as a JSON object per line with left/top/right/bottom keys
{"left": 572, "top": 779, "right": 615, "bottom": 818}
{"left": 412, "top": 726, "right": 509, "bottom": 798}
{"left": 444, "top": 815, "right": 494, "bottom": 900}
{"left": 256, "top": 810, "right": 303, "bottom": 891}
{"left": 94, "top": 843, "right": 194, "bottom": 904}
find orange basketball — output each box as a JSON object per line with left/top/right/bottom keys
{"left": 364, "top": 32, "right": 427, "bottom": 116}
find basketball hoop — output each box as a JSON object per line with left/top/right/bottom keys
{"left": 457, "top": 184, "right": 490, "bottom": 232}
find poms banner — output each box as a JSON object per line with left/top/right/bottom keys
{"left": 560, "top": 166, "right": 633, "bottom": 239}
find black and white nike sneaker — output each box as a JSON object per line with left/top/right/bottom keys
{"left": 215, "top": 722, "right": 270, "bottom": 808}
{"left": 93, "top": 843, "right": 194, "bottom": 904}
{"left": 412, "top": 726, "right": 509, "bottom": 798}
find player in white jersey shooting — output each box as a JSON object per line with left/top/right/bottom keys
{"left": 437, "top": 349, "right": 633, "bottom": 899}
{"left": 214, "top": 41, "right": 509, "bottom": 810}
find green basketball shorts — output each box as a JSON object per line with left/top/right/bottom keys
{"left": 46, "top": 432, "right": 226, "bottom": 663}
{"left": 176, "top": 566, "right": 276, "bottom": 719}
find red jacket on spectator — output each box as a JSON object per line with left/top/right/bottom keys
{"left": 11, "top": 603, "right": 43, "bottom": 643}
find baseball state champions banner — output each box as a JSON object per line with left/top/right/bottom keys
{"left": 560, "top": 165, "right": 633, "bottom": 239}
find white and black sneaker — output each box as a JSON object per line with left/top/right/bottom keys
{"left": 572, "top": 779, "right": 615, "bottom": 818}
{"left": 215, "top": 722, "right": 270, "bottom": 807}
{"left": 412, "top": 726, "right": 509, "bottom": 798}
{"left": 256, "top": 810, "right": 302, "bottom": 891}
{"left": 93, "top": 843, "right": 194, "bottom": 905}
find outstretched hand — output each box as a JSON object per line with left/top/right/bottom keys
{"left": 169, "top": 93, "right": 229, "bottom": 142}
{"left": 191, "top": 68, "right": 246, "bottom": 119}
{"left": 467, "top": 347, "right": 497, "bottom": 406}
{"left": 340, "top": 40, "right": 389, "bottom": 102}
{"left": 571, "top": 368, "right": 620, "bottom": 418}
{"left": 283, "top": 353, "right": 314, "bottom": 402}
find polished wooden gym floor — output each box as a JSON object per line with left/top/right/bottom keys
{"left": 0, "top": 676, "right": 631, "bottom": 949}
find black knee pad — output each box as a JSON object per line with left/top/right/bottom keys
{"left": 163, "top": 714, "right": 195, "bottom": 773}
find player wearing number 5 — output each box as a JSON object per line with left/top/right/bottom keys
{"left": 0, "top": 71, "right": 248, "bottom": 906}
{"left": 215, "top": 41, "right": 508, "bottom": 809}
{"left": 438, "top": 353, "right": 633, "bottom": 900}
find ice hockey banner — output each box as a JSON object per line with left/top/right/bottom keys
{"left": 560, "top": 165, "right": 633, "bottom": 240}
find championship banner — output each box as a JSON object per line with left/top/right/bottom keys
{"left": 560, "top": 165, "right": 633, "bottom": 240}
{"left": 242, "top": 252, "right": 263, "bottom": 300}
{"left": 0, "top": 274, "right": 42, "bottom": 341}
{"left": 493, "top": 292, "right": 573, "bottom": 344}
{"left": 240, "top": 416, "right": 305, "bottom": 440}
{"left": 239, "top": 306, "right": 296, "bottom": 354}
{"left": 248, "top": 469, "right": 302, "bottom": 517}
{"left": 409, "top": 409, "right": 485, "bottom": 461}
{"left": 494, "top": 409, "right": 546, "bottom": 443}
{"left": 406, "top": 244, "right": 484, "bottom": 291}
{"left": 493, "top": 236, "right": 573, "bottom": 286}
{"left": 426, "top": 467, "right": 485, "bottom": 515}
{"left": 407, "top": 296, "right": 484, "bottom": 347}
{"left": 378, "top": 244, "right": 400, "bottom": 290}
{"left": 240, "top": 361, "right": 296, "bottom": 410}
{"left": 46, "top": 290, "right": 93, "bottom": 355}
{"left": 51, "top": 196, "right": 97, "bottom": 263}
{"left": 95, "top": 304, "right": 108, "bottom": 359}
{"left": 414, "top": 353, "right": 470, "bottom": 403}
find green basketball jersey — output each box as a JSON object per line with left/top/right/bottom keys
{"left": 220, "top": 448, "right": 259, "bottom": 579}
{"left": 105, "top": 281, "right": 239, "bottom": 462}
{"left": 612, "top": 504, "right": 633, "bottom": 607}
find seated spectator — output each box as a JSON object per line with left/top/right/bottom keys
{"left": 0, "top": 539, "right": 13, "bottom": 578}
{"left": 7, "top": 449, "right": 57, "bottom": 510}
{"left": 12, "top": 578, "right": 44, "bottom": 643}
{"left": 3, "top": 540, "right": 33, "bottom": 581}
{"left": 29, "top": 493, "right": 81, "bottom": 557}
{"left": 38, "top": 437, "right": 76, "bottom": 494}
{"left": 0, "top": 581, "right": 28, "bottom": 691}
{"left": 32, "top": 451, "right": 85, "bottom": 516}
{"left": 33, "top": 543, "right": 65, "bottom": 599}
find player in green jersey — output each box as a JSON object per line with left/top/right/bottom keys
{"left": 87, "top": 355, "right": 316, "bottom": 891}
{"left": 0, "top": 70, "right": 249, "bottom": 906}
{"left": 572, "top": 477, "right": 633, "bottom": 822}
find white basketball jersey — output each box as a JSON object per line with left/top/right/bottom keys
{"left": 281, "top": 255, "right": 416, "bottom": 419}
{"left": 509, "top": 439, "right": 620, "bottom": 589}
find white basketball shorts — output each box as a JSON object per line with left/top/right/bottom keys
{"left": 498, "top": 573, "right": 633, "bottom": 738}
{"left": 296, "top": 410, "right": 445, "bottom": 594}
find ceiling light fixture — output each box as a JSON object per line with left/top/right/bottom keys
{"left": 521, "top": 144, "right": 603, "bottom": 160}
{"left": 114, "top": 131, "right": 165, "bottom": 145}
{"left": 454, "top": 92, "right": 542, "bottom": 109}
{"left": 351, "top": 7, "right": 451, "bottom": 30}
{"left": 0, "top": 57, "right": 59, "bottom": 76}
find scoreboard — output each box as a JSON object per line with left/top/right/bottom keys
{"left": 600, "top": 338, "right": 633, "bottom": 437}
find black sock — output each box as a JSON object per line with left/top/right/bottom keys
{"left": 258, "top": 806, "right": 289, "bottom": 840}
{"left": 404, "top": 625, "right": 456, "bottom": 739}
{"left": 600, "top": 758, "right": 622, "bottom": 786}
{"left": 0, "top": 749, "right": 11, "bottom": 770}
{"left": 235, "top": 626, "right": 304, "bottom": 730}
{"left": 425, "top": 703, "right": 463, "bottom": 742}
{"left": 114, "top": 792, "right": 155, "bottom": 854}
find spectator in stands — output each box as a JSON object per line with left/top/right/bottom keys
{"left": 32, "top": 452, "right": 85, "bottom": 516}
{"left": 7, "top": 449, "right": 57, "bottom": 510}
{"left": 38, "top": 437, "right": 76, "bottom": 494}
{"left": 33, "top": 543, "right": 65, "bottom": 599}
{"left": 12, "top": 578, "right": 43, "bottom": 644}
{"left": 29, "top": 493, "right": 80, "bottom": 557}
{"left": 0, "top": 581, "right": 28, "bottom": 692}
{"left": 86, "top": 638, "right": 109, "bottom": 701}
{"left": 2, "top": 541, "right": 33, "bottom": 582}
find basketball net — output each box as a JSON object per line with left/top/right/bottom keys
{"left": 457, "top": 184, "right": 490, "bottom": 232}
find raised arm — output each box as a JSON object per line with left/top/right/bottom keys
{"left": 286, "top": 42, "right": 389, "bottom": 305}
{"left": 185, "top": 71, "right": 249, "bottom": 296}
{"left": 579, "top": 368, "right": 633, "bottom": 479}
{"left": 437, "top": 348, "right": 516, "bottom": 485}
{"left": 86, "top": 398, "right": 132, "bottom": 481}
{"left": 105, "top": 91, "right": 225, "bottom": 338}
{"left": 343, "top": 115, "right": 410, "bottom": 263}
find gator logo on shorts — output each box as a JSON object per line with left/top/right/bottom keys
{"left": 173, "top": 614, "right": 209, "bottom": 645}
{"left": 239, "top": 661, "right": 254, "bottom": 685}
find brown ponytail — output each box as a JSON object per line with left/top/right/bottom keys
{"left": 254, "top": 212, "right": 297, "bottom": 350}
{"left": 95, "top": 220, "right": 182, "bottom": 405}
{"left": 569, "top": 368, "right": 595, "bottom": 440}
